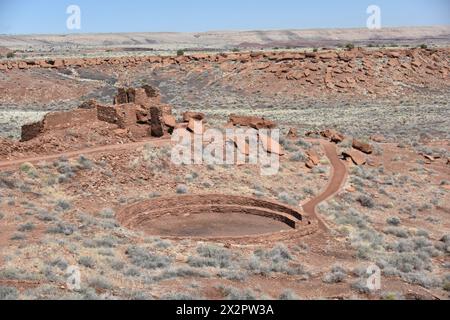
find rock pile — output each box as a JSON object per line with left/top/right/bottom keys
{"left": 2, "top": 47, "right": 448, "bottom": 97}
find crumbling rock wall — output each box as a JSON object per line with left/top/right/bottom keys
{"left": 21, "top": 85, "right": 175, "bottom": 142}
{"left": 21, "top": 108, "right": 98, "bottom": 142}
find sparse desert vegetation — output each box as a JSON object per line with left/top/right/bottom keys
{"left": 0, "top": 25, "right": 449, "bottom": 301}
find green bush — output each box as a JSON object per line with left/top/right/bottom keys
{"left": 345, "top": 43, "right": 355, "bottom": 50}
{"left": 176, "top": 49, "right": 185, "bottom": 56}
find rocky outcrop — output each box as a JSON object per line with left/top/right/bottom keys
{"left": 183, "top": 112, "right": 206, "bottom": 122}
{"left": 352, "top": 139, "right": 373, "bottom": 154}
{"left": 342, "top": 150, "right": 366, "bottom": 165}
{"left": 287, "top": 128, "right": 298, "bottom": 139}
{"left": 229, "top": 115, "right": 276, "bottom": 129}
{"left": 320, "top": 129, "right": 345, "bottom": 143}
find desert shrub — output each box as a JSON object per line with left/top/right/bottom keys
{"left": 402, "top": 272, "right": 441, "bottom": 289}
{"left": 10, "top": 233, "right": 26, "bottom": 241}
{"left": 277, "top": 192, "right": 297, "bottom": 206}
{"left": 124, "top": 267, "right": 141, "bottom": 277}
{"left": 49, "top": 258, "right": 68, "bottom": 271}
{"left": 381, "top": 292, "right": 404, "bottom": 300}
{"left": 188, "top": 244, "right": 232, "bottom": 269}
{"left": 154, "top": 267, "right": 209, "bottom": 282}
{"left": 351, "top": 279, "right": 371, "bottom": 294}
{"left": 388, "top": 252, "right": 431, "bottom": 273}
{"left": 18, "top": 222, "right": 35, "bottom": 232}
{"left": 419, "top": 44, "right": 427, "bottom": 49}
{"left": 78, "top": 256, "right": 95, "bottom": 269}
{"left": 296, "top": 138, "right": 312, "bottom": 149}
{"left": 176, "top": 184, "right": 188, "bottom": 194}
{"left": 443, "top": 279, "right": 450, "bottom": 292}
{"left": 88, "top": 276, "right": 112, "bottom": 290}
{"left": 83, "top": 235, "right": 117, "bottom": 248}
{"left": 323, "top": 265, "right": 347, "bottom": 284}
{"left": 148, "top": 192, "right": 161, "bottom": 199}
{"left": 55, "top": 199, "right": 71, "bottom": 211}
{"left": 129, "top": 291, "right": 152, "bottom": 300}
{"left": 441, "top": 235, "right": 450, "bottom": 246}
{"left": 126, "top": 246, "right": 172, "bottom": 269}
{"left": 345, "top": 43, "right": 355, "bottom": 50}
{"left": 0, "top": 268, "right": 22, "bottom": 280}
{"left": 355, "top": 244, "right": 375, "bottom": 260}
{"left": 99, "top": 208, "right": 115, "bottom": 219}
{"left": 161, "top": 292, "right": 203, "bottom": 300}
{"left": 218, "top": 285, "right": 258, "bottom": 300}
{"left": 77, "top": 155, "right": 93, "bottom": 170}
{"left": 383, "top": 227, "right": 410, "bottom": 238}
{"left": 267, "top": 244, "right": 292, "bottom": 262}
{"left": 217, "top": 270, "right": 247, "bottom": 281}
{"left": 6, "top": 52, "right": 15, "bottom": 58}
{"left": 279, "top": 290, "right": 300, "bottom": 300}
{"left": 0, "top": 286, "right": 19, "bottom": 300}
{"left": 290, "top": 151, "right": 307, "bottom": 162}
{"left": 154, "top": 239, "right": 171, "bottom": 249}
{"left": 357, "top": 195, "right": 375, "bottom": 208}
{"left": 47, "top": 222, "right": 76, "bottom": 236}
{"left": 386, "top": 216, "right": 401, "bottom": 226}
{"left": 109, "top": 260, "right": 125, "bottom": 271}
{"left": 176, "top": 49, "right": 185, "bottom": 56}
{"left": 247, "top": 245, "right": 306, "bottom": 276}
{"left": 335, "top": 208, "right": 369, "bottom": 229}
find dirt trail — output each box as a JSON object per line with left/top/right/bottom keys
{"left": 0, "top": 137, "right": 348, "bottom": 233}
{"left": 302, "top": 141, "right": 348, "bottom": 231}
{"left": 0, "top": 138, "right": 172, "bottom": 169}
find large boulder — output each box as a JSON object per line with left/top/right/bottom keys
{"left": 259, "top": 133, "right": 284, "bottom": 156}
{"left": 163, "top": 115, "right": 177, "bottom": 128}
{"left": 286, "top": 128, "right": 298, "bottom": 139}
{"left": 229, "top": 114, "right": 276, "bottom": 130}
{"left": 320, "top": 129, "right": 345, "bottom": 143}
{"left": 187, "top": 119, "right": 207, "bottom": 135}
{"left": 342, "top": 150, "right": 366, "bottom": 165}
{"left": 183, "top": 112, "right": 205, "bottom": 122}
{"left": 352, "top": 139, "right": 373, "bottom": 154}
{"left": 306, "top": 150, "right": 320, "bottom": 165}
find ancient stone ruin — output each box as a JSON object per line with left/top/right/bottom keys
{"left": 21, "top": 85, "right": 176, "bottom": 142}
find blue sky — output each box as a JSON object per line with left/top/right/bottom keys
{"left": 0, "top": 0, "right": 448, "bottom": 34}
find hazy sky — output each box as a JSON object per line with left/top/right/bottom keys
{"left": 0, "top": 0, "right": 448, "bottom": 34}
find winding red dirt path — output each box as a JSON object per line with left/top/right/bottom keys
{"left": 302, "top": 141, "right": 348, "bottom": 231}
{"left": 0, "top": 138, "right": 172, "bottom": 170}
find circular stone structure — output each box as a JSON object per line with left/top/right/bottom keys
{"left": 118, "top": 194, "right": 317, "bottom": 243}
